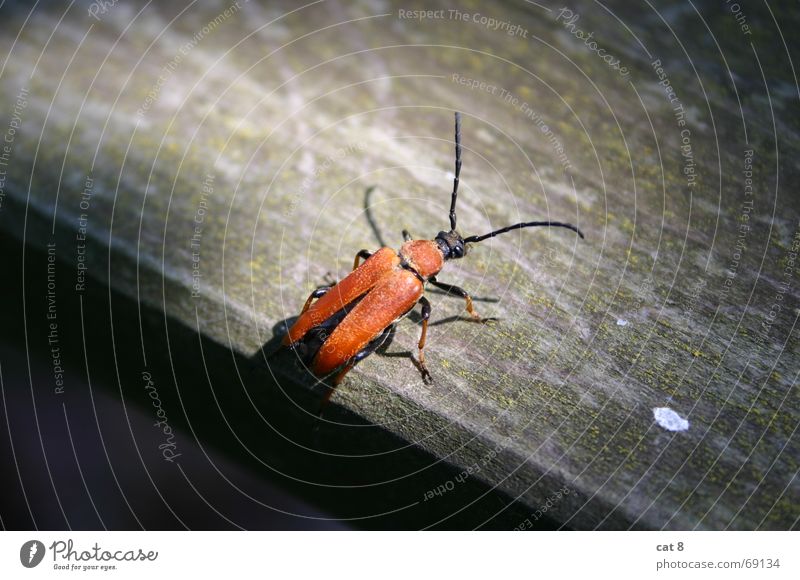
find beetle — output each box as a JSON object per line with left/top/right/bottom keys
{"left": 282, "top": 112, "right": 583, "bottom": 403}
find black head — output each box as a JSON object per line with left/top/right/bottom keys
{"left": 435, "top": 230, "right": 467, "bottom": 260}
{"left": 438, "top": 112, "right": 585, "bottom": 257}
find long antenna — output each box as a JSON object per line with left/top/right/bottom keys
{"left": 464, "top": 221, "right": 584, "bottom": 244}
{"left": 448, "top": 112, "right": 462, "bottom": 231}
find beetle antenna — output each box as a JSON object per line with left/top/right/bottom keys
{"left": 464, "top": 221, "right": 585, "bottom": 244}
{"left": 448, "top": 112, "right": 462, "bottom": 231}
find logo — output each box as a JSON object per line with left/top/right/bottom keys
{"left": 20, "top": 540, "right": 46, "bottom": 568}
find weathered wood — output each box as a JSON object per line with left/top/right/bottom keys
{"left": 1, "top": 0, "right": 797, "bottom": 529}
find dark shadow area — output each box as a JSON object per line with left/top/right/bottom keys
{"left": 363, "top": 185, "right": 388, "bottom": 249}
{"left": 0, "top": 230, "right": 558, "bottom": 530}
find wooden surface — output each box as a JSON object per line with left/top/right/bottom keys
{"left": 0, "top": 0, "right": 798, "bottom": 529}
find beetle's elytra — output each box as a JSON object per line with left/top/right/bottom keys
{"left": 282, "top": 112, "right": 584, "bottom": 403}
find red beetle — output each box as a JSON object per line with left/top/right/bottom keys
{"left": 282, "top": 112, "right": 583, "bottom": 403}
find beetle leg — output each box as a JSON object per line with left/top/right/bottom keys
{"left": 300, "top": 285, "right": 334, "bottom": 315}
{"left": 417, "top": 297, "right": 433, "bottom": 384}
{"left": 321, "top": 323, "right": 396, "bottom": 408}
{"left": 428, "top": 279, "right": 495, "bottom": 323}
{"left": 338, "top": 323, "right": 395, "bottom": 379}
{"left": 352, "top": 249, "right": 372, "bottom": 270}
{"left": 402, "top": 229, "right": 413, "bottom": 242}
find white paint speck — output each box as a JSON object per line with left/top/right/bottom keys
{"left": 616, "top": 319, "right": 628, "bottom": 326}
{"left": 653, "top": 407, "right": 689, "bottom": 432}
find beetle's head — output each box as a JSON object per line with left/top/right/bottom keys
{"left": 435, "top": 230, "right": 468, "bottom": 261}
